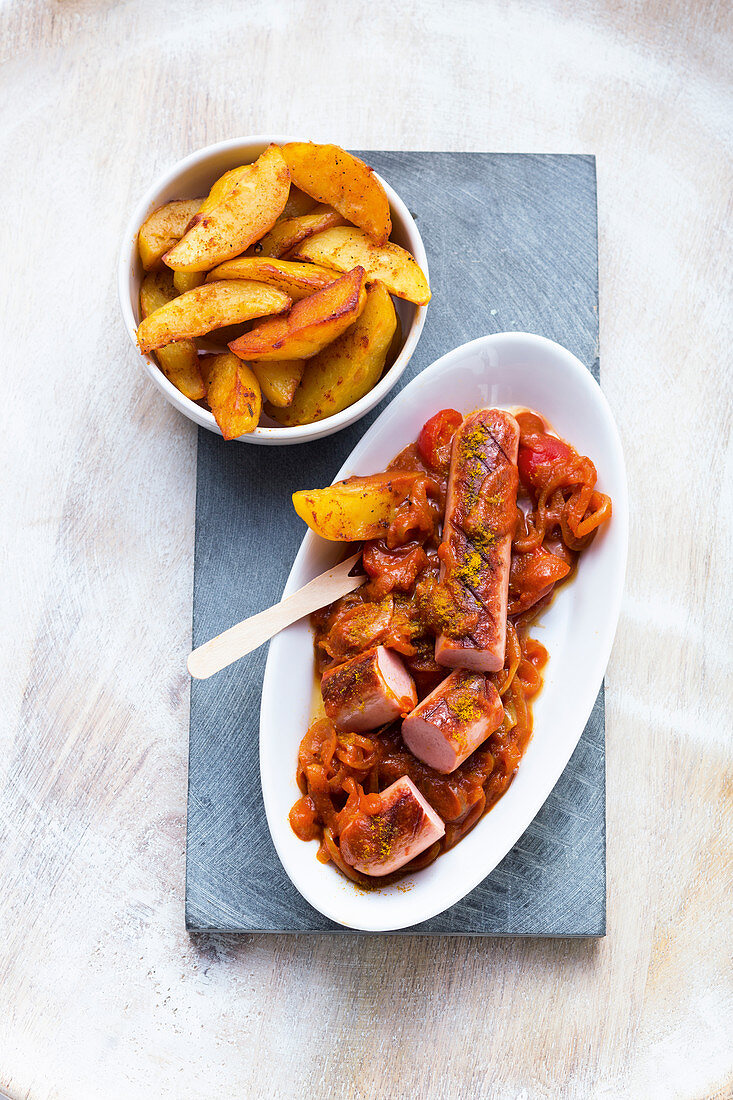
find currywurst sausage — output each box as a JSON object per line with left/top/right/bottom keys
{"left": 435, "top": 408, "right": 520, "bottom": 672}
{"left": 321, "top": 645, "right": 417, "bottom": 732}
{"left": 401, "top": 669, "right": 504, "bottom": 774}
{"left": 339, "top": 776, "right": 445, "bottom": 876}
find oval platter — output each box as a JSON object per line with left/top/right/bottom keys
{"left": 260, "top": 332, "right": 628, "bottom": 931}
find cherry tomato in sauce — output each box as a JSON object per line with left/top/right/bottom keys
{"left": 416, "top": 409, "right": 463, "bottom": 472}
{"left": 517, "top": 433, "right": 573, "bottom": 488}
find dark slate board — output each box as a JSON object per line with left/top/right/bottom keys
{"left": 186, "top": 152, "right": 604, "bottom": 935}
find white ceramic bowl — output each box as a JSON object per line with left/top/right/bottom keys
{"left": 260, "top": 333, "right": 628, "bottom": 931}
{"left": 118, "top": 136, "right": 429, "bottom": 445}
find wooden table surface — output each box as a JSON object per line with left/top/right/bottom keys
{"left": 1, "top": 2, "right": 730, "bottom": 1098}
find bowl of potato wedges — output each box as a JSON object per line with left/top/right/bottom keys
{"left": 119, "top": 136, "right": 431, "bottom": 444}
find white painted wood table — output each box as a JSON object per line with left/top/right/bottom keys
{"left": 0, "top": 2, "right": 730, "bottom": 1097}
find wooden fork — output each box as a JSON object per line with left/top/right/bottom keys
{"left": 187, "top": 552, "right": 363, "bottom": 680}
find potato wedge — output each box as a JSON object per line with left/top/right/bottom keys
{"left": 139, "top": 270, "right": 205, "bottom": 401}
{"left": 164, "top": 144, "right": 290, "bottom": 271}
{"left": 253, "top": 205, "right": 348, "bottom": 259}
{"left": 139, "top": 268, "right": 178, "bottom": 318}
{"left": 386, "top": 307, "right": 403, "bottom": 368}
{"left": 206, "top": 257, "right": 338, "bottom": 299}
{"left": 200, "top": 352, "right": 262, "bottom": 440}
{"left": 281, "top": 142, "right": 391, "bottom": 245}
{"left": 268, "top": 281, "right": 396, "bottom": 425}
{"left": 198, "top": 165, "right": 250, "bottom": 215}
{"left": 279, "top": 186, "right": 316, "bottom": 220}
{"left": 292, "top": 472, "right": 422, "bottom": 541}
{"left": 137, "top": 280, "right": 291, "bottom": 353}
{"left": 173, "top": 270, "right": 206, "bottom": 294}
{"left": 228, "top": 267, "right": 366, "bottom": 361}
{"left": 138, "top": 199, "right": 202, "bottom": 270}
{"left": 250, "top": 359, "right": 305, "bottom": 407}
{"left": 291, "top": 227, "right": 431, "bottom": 305}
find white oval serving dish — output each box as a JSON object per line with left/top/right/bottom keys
{"left": 118, "top": 135, "right": 429, "bottom": 446}
{"left": 260, "top": 331, "right": 628, "bottom": 930}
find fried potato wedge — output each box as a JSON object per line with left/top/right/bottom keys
{"left": 250, "top": 359, "right": 305, "bottom": 407}
{"left": 386, "top": 307, "right": 403, "bottom": 368}
{"left": 200, "top": 352, "right": 262, "bottom": 440}
{"left": 269, "top": 281, "right": 396, "bottom": 425}
{"left": 228, "top": 267, "right": 366, "bottom": 361}
{"left": 198, "top": 165, "right": 250, "bottom": 215}
{"left": 139, "top": 270, "right": 205, "bottom": 401}
{"left": 292, "top": 472, "right": 422, "bottom": 541}
{"left": 281, "top": 142, "right": 391, "bottom": 245}
{"left": 164, "top": 144, "right": 290, "bottom": 272}
{"left": 279, "top": 186, "right": 317, "bottom": 220}
{"left": 137, "top": 280, "right": 291, "bottom": 353}
{"left": 139, "top": 268, "right": 178, "bottom": 318}
{"left": 138, "top": 199, "right": 202, "bottom": 270}
{"left": 291, "top": 227, "right": 431, "bottom": 305}
{"left": 206, "top": 257, "right": 338, "bottom": 299}
{"left": 173, "top": 270, "right": 206, "bottom": 294}
{"left": 254, "top": 205, "right": 348, "bottom": 259}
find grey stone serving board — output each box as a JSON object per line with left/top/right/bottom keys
{"left": 186, "top": 152, "right": 604, "bottom": 935}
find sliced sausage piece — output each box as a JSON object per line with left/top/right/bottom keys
{"left": 401, "top": 670, "right": 504, "bottom": 774}
{"left": 339, "top": 776, "right": 445, "bottom": 876}
{"left": 321, "top": 645, "right": 417, "bottom": 732}
{"left": 435, "top": 408, "right": 520, "bottom": 672}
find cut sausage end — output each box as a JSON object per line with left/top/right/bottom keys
{"left": 339, "top": 776, "right": 445, "bottom": 876}
{"left": 321, "top": 645, "right": 417, "bottom": 732}
{"left": 402, "top": 670, "right": 504, "bottom": 773}
{"left": 433, "top": 640, "right": 504, "bottom": 673}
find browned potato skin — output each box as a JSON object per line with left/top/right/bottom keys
{"left": 137, "top": 280, "right": 291, "bottom": 353}
{"left": 292, "top": 472, "right": 422, "bottom": 541}
{"left": 253, "top": 205, "right": 348, "bottom": 259}
{"left": 291, "top": 227, "right": 431, "bottom": 305}
{"left": 268, "top": 281, "right": 396, "bottom": 425}
{"left": 138, "top": 199, "right": 202, "bottom": 270}
{"left": 163, "top": 145, "right": 291, "bottom": 272}
{"left": 139, "top": 270, "right": 205, "bottom": 401}
{"left": 228, "top": 267, "right": 367, "bottom": 361}
{"left": 281, "top": 142, "right": 392, "bottom": 245}
{"left": 250, "top": 359, "right": 306, "bottom": 407}
{"left": 206, "top": 257, "right": 338, "bottom": 299}
{"left": 200, "top": 352, "right": 262, "bottom": 440}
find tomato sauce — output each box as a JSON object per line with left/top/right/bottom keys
{"left": 290, "top": 407, "right": 612, "bottom": 887}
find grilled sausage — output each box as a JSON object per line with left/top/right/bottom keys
{"left": 321, "top": 645, "right": 417, "bottom": 732}
{"left": 339, "top": 776, "right": 445, "bottom": 876}
{"left": 435, "top": 408, "right": 520, "bottom": 672}
{"left": 401, "top": 669, "right": 504, "bottom": 774}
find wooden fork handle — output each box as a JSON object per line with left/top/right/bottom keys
{"left": 187, "top": 553, "right": 362, "bottom": 680}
